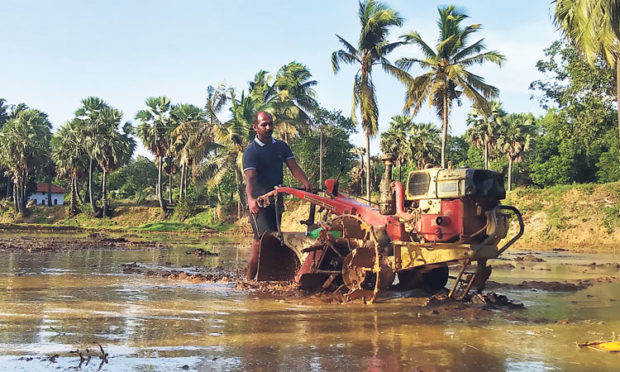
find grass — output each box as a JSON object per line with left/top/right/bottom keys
{"left": 135, "top": 221, "right": 205, "bottom": 232}
{"left": 602, "top": 203, "right": 620, "bottom": 234}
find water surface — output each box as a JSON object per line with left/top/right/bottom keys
{"left": 0, "top": 234, "right": 618, "bottom": 371}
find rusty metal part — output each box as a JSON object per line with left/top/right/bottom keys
{"left": 256, "top": 232, "right": 301, "bottom": 281}
{"left": 397, "top": 265, "right": 449, "bottom": 294}
{"left": 447, "top": 259, "right": 491, "bottom": 299}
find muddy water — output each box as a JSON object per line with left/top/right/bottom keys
{"left": 0, "top": 235, "right": 618, "bottom": 371}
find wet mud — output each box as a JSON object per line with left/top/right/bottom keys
{"left": 0, "top": 234, "right": 168, "bottom": 252}
{"left": 486, "top": 276, "right": 619, "bottom": 291}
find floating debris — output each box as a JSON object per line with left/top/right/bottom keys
{"left": 186, "top": 248, "right": 219, "bottom": 257}
{"left": 578, "top": 341, "right": 620, "bottom": 352}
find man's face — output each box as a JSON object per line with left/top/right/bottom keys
{"left": 253, "top": 113, "right": 273, "bottom": 139}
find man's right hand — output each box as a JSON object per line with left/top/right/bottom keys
{"left": 248, "top": 197, "right": 260, "bottom": 214}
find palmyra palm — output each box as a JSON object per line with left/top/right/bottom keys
{"left": 465, "top": 101, "right": 506, "bottom": 170}
{"left": 498, "top": 113, "right": 535, "bottom": 191}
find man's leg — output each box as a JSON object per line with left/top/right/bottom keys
{"left": 246, "top": 239, "right": 260, "bottom": 280}
{"left": 246, "top": 204, "right": 278, "bottom": 280}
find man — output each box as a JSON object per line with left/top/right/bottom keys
{"left": 243, "top": 111, "right": 312, "bottom": 280}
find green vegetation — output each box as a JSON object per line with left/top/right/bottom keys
{"left": 0, "top": 1, "right": 618, "bottom": 230}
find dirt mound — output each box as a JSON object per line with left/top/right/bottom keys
{"left": 0, "top": 235, "right": 167, "bottom": 252}
{"left": 486, "top": 276, "right": 619, "bottom": 291}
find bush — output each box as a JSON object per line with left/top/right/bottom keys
{"left": 173, "top": 192, "right": 199, "bottom": 221}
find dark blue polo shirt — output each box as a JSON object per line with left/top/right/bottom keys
{"left": 242, "top": 137, "right": 295, "bottom": 198}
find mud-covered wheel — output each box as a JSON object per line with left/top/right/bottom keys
{"left": 397, "top": 265, "right": 449, "bottom": 294}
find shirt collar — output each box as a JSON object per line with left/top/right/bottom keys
{"left": 254, "top": 136, "right": 276, "bottom": 147}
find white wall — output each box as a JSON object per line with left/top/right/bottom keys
{"left": 28, "top": 192, "right": 64, "bottom": 206}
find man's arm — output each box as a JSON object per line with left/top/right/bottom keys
{"left": 245, "top": 169, "right": 260, "bottom": 214}
{"left": 285, "top": 158, "right": 312, "bottom": 191}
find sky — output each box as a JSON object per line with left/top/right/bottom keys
{"left": 0, "top": 1, "right": 561, "bottom": 158}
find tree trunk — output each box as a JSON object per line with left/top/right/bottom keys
{"left": 101, "top": 169, "right": 108, "bottom": 218}
{"left": 360, "top": 155, "right": 364, "bottom": 196}
{"left": 15, "top": 180, "right": 22, "bottom": 216}
{"left": 47, "top": 173, "right": 52, "bottom": 206}
{"left": 76, "top": 180, "right": 84, "bottom": 205}
{"left": 12, "top": 180, "right": 18, "bottom": 213}
{"left": 88, "top": 158, "right": 98, "bottom": 213}
{"left": 5, "top": 178, "right": 10, "bottom": 199}
{"left": 21, "top": 172, "right": 28, "bottom": 216}
{"left": 168, "top": 172, "right": 172, "bottom": 204}
{"left": 157, "top": 156, "right": 167, "bottom": 215}
{"left": 365, "top": 133, "right": 371, "bottom": 202}
{"left": 70, "top": 177, "right": 78, "bottom": 215}
{"left": 484, "top": 140, "right": 489, "bottom": 170}
{"left": 399, "top": 161, "right": 402, "bottom": 182}
{"left": 234, "top": 165, "right": 246, "bottom": 219}
{"left": 441, "top": 94, "right": 449, "bottom": 169}
{"left": 617, "top": 59, "right": 620, "bottom": 141}
{"left": 508, "top": 157, "right": 513, "bottom": 192}
{"left": 216, "top": 184, "right": 222, "bottom": 202}
{"left": 319, "top": 127, "right": 323, "bottom": 186}
{"left": 179, "top": 164, "right": 185, "bottom": 200}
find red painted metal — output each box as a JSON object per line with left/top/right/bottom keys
{"left": 416, "top": 199, "right": 463, "bottom": 242}
{"left": 260, "top": 184, "right": 407, "bottom": 241}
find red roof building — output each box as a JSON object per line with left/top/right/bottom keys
{"left": 36, "top": 183, "right": 67, "bottom": 194}
{"left": 29, "top": 183, "right": 67, "bottom": 206}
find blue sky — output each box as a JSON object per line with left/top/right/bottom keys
{"left": 1, "top": 1, "right": 560, "bottom": 157}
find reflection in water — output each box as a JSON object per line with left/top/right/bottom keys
{"left": 0, "top": 237, "right": 618, "bottom": 371}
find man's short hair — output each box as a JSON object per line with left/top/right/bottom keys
{"left": 254, "top": 111, "right": 272, "bottom": 124}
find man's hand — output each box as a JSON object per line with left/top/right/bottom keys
{"left": 302, "top": 182, "right": 316, "bottom": 193}
{"left": 248, "top": 197, "right": 260, "bottom": 214}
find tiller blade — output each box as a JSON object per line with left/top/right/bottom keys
{"left": 256, "top": 232, "right": 301, "bottom": 281}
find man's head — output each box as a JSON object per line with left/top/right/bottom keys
{"left": 253, "top": 111, "right": 274, "bottom": 141}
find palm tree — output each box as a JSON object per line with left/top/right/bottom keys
{"left": 170, "top": 103, "right": 206, "bottom": 199}
{"left": 397, "top": 5, "right": 505, "bottom": 168}
{"left": 465, "top": 101, "right": 506, "bottom": 170}
{"left": 380, "top": 115, "right": 413, "bottom": 181}
{"left": 136, "top": 96, "right": 173, "bottom": 215}
{"left": 274, "top": 61, "right": 319, "bottom": 140}
{"left": 554, "top": 0, "right": 620, "bottom": 140}
{"left": 94, "top": 107, "right": 135, "bottom": 217}
{"left": 498, "top": 113, "right": 535, "bottom": 191}
{"left": 408, "top": 122, "right": 441, "bottom": 170}
{"left": 350, "top": 146, "right": 366, "bottom": 194}
{"left": 75, "top": 97, "right": 109, "bottom": 214}
{"left": 172, "top": 84, "right": 228, "bottom": 201}
{"left": 0, "top": 109, "right": 51, "bottom": 216}
{"left": 0, "top": 98, "right": 10, "bottom": 128}
{"left": 331, "top": 0, "right": 411, "bottom": 201}
{"left": 51, "top": 119, "right": 89, "bottom": 215}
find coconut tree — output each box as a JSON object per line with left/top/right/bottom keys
{"left": 397, "top": 5, "right": 505, "bottom": 168}
{"left": 554, "top": 0, "right": 620, "bottom": 139}
{"left": 331, "top": 0, "right": 411, "bottom": 201}
{"left": 202, "top": 88, "right": 267, "bottom": 217}
{"left": 380, "top": 115, "right": 413, "bottom": 181}
{"left": 408, "top": 122, "right": 441, "bottom": 170}
{"left": 273, "top": 61, "right": 319, "bottom": 140}
{"left": 465, "top": 101, "right": 506, "bottom": 170}
{"left": 51, "top": 119, "right": 89, "bottom": 215}
{"left": 172, "top": 84, "right": 228, "bottom": 201}
{"left": 498, "top": 113, "right": 535, "bottom": 191}
{"left": 136, "top": 96, "right": 173, "bottom": 215}
{"left": 0, "top": 109, "right": 52, "bottom": 216}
